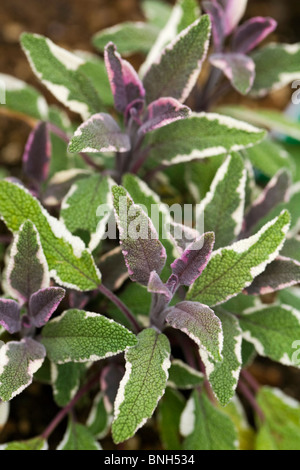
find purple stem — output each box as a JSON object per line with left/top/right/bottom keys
{"left": 241, "top": 369, "right": 261, "bottom": 393}
{"left": 238, "top": 379, "right": 265, "bottom": 423}
{"left": 48, "top": 123, "right": 103, "bottom": 171}
{"left": 98, "top": 283, "right": 141, "bottom": 334}
{"left": 41, "top": 371, "right": 101, "bottom": 440}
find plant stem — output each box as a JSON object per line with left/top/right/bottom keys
{"left": 238, "top": 379, "right": 265, "bottom": 423}
{"left": 98, "top": 283, "right": 141, "bottom": 334}
{"left": 41, "top": 371, "right": 101, "bottom": 441}
{"left": 241, "top": 369, "right": 260, "bottom": 393}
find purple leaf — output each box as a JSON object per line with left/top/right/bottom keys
{"left": 147, "top": 271, "right": 172, "bottom": 302}
{"left": 203, "top": 1, "right": 225, "bottom": 51}
{"left": 210, "top": 52, "right": 255, "bottom": 95}
{"left": 113, "top": 186, "right": 167, "bottom": 286}
{"left": 219, "top": 0, "right": 248, "bottom": 35}
{"left": 169, "top": 222, "right": 200, "bottom": 253}
{"left": 170, "top": 232, "right": 215, "bottom": 287}
{"left": 244, "top": 256, "right": 300, "bottom": 295}
{"left": 23, "top": 121, "right": 51, "bottom": 185}
{"left": 242, "top": 170, "right": 291, "bottom": 237}
{"left": 0, "top": 299, "right": 21, "bottom": 334}
{"left": 232, "top": 17, "right": 277, "bottom": 54}
{"left": 28, "top": 287, "right": 65, "bottom": 328}
{"left": 138, "top": 97, "right": 190, "bottom": 135}
{"left": 165, "top": 301, "right": 223, "bottom": 362}
{"left": 104, "top": 42, "right": 145, "bottom": 114}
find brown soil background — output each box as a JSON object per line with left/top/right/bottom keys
{"left": 0, "top": 0, "right": 300, "bottom": 449}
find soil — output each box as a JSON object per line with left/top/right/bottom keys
{"left": 0, "top": 0, "right": 300, "bottom": 449}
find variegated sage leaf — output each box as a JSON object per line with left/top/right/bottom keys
{"left": 165, "top": 301, "right": 223, "bottom": 362}
{"left": 200, "top": 309, "right": 243, "bottom": 406}
{"left": 180, "top": 390, "right": 238, "bottom": 450}
{"left": 112, "top": 328, "right": 171, "bottom": 444}
{"left": 0, "top": 180, "right": 101, "bottom": 291}
{"left": 187, "top": 211, "right": 291, "bottom": 306}
{"left": 60, "top": 174, "right": 114, "bottom": 251}
{"left": 239, "top": 304, "right": 300, "bottom": 366}
{"left": 41, "top": 309, "right": 137, "bottom": 364}
{"left": 143, "top": 15, "right": 211, "bottom": 104}
{"left": 112, "top": 185, "right": 166, "bottom": 285}
{"left": 6, "top": 220, "right": 49, "bottom": 303}
{"left": 145, "top": 112, "right": 265, "bottom": 166}
{"left": 68, "top": 113, "right": 131, "bottom": 154}
{"left": 196, "top": 153, "right": 246, "bottom": 249}
{"left": 0, "top": 338, "right": 46, "bottom": 401}
{"left": 21, "top": 33, "right": 103, "bottom": 119}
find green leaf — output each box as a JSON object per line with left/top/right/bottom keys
{"left": 145, "top": 112, "right": 265, "bottom": 166}
{"left": 168, "top": 359, "right": 204, "bottom": 389}
{"left": 256, "top": 387, "right": 300, "bottom": 450}
{"left": 0, "top": 338, "right": 46, "bottom": 401}
{"left": 222, "top": 397, "right": 255, "bottom": 450}
{"left": 245, "top": 139, "right": 295, "bottom": 178}
{"left": 279, "top": 286, "right": 300, "bottom": 311}
{"left": 201, "top": 310, "right": 242, "bottom": 406}
{"left": 60, "top": 174, "right": 114, "bottom": 251}
{"left": 251, "top": 43, "right": 300, "bottom": 97}
{"left": 6, "top": 220, "right": 49, "bottom": 302}
{"left": 252, "top": 187, "right": 300, "bottom": 238}
{"left": 187, "top": 210, "right": 290, "bottom": 306}
{"left": 218, "top": 105, "right": 300, "bottom": 142}
{"left": 57, "top": 420, "right": 101, "bottom": 450}
{"left": 281, "top": 237, "right": 300, "bottom": 263}
{"left": 21, "top": 33, "right": 103, "bottom": 119}
{"left": 0, "top": 437, "right": 48, "bottom": 450}
{"left": 196, "top": 153, "right": 246, "bottom": 249}
{"left": 51, "top": 362, "right": 84, "bottom": 407}
{"left": 68, "top": 113, "right": 131, "bottom": 154}
{"left": 142, "top": 0, "right": 172, "bottom": 29}
{"left": 180, "top": 390, "right": 238, "bottom": 450}
{"left": 158, "top": 387, "right": 185, "bottom": 450}
{"left": 141, "top": 0, "right": 200, "bottom": 75}
{"left": 93, "top": 22, "right": 159, "bottom": 56}
{"left": 112, "top": 328, "right": 171, "bottom": 444}
{"left": 76, "top": 53, "right": 113, "bottom": 107}
{"left": 0, "top": 73, "right": 48, "bottom": 121}
{"left": 41, "top": 309, "right": 137, "bottom": 363}
{"left": 143, "top": 15, "right": 211, "bottom": 104}
{"left": 239, "top": 304, "right": 300, "bottom": 366}
{"left": 86, "top": 392, "right": 111, "bottom": 439}
{"left": 0, "top": 180, "right": 101, "bottom": 291}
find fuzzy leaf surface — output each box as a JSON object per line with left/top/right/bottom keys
{"left": 41, "top": 309, "right": 137, "bottom": 364}
{"left": 196, "top": 153, "right": 246, "bottom": 249}
{"left": 0, "top": 180, "right": 101, "bottom": 291}
{"left": 187, "top": 211, "right": 290, "bottom": 306}
{"left": 112, "top": 328, "right": 171, "bottom": 444}
{"left": 143, "top": 15, "right": 211, "bottom": 104}
{"left": 0, "top": 338, "right": 46, "bottom": 401}
{"left": 112, "top": 185, "right": 166, "bottom": 285}
{"left": 145, "top": 112, "right": 265, "bottom": 166}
